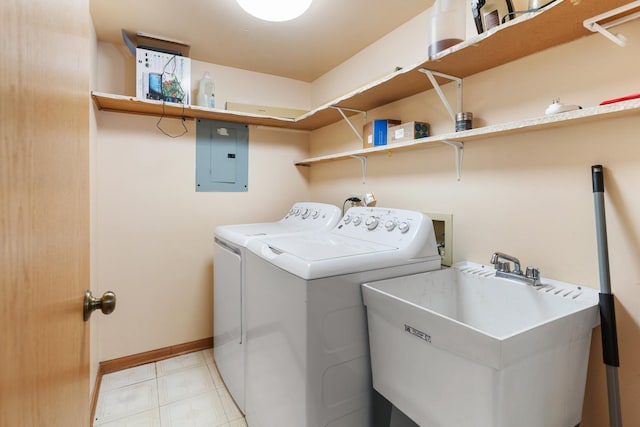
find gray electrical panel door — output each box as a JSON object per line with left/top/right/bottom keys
{"left": 196, "top": 119, "right": 248, "bottom": 192}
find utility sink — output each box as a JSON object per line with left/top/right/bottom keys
{"left": 362, "top": 261, "right": 600, "bottom": 427}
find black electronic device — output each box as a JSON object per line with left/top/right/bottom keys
{"left": 471, "top": 0, "right": 514, "bottom": 34}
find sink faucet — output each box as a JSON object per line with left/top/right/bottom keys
{"left": 490, "top": 252, "right": 541, "bottom": 286}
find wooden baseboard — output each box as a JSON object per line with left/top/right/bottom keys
{"left": 89, "top": 337, "right": 214, "bottom": 424}
{"left": 99, "top": 337, "right": 213, "bottom": 374}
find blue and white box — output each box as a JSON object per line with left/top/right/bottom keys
{"left": 363, "top": 119, "right": 401, "bottom": 148}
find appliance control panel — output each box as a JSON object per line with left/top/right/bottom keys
{"left": 335, "top": 207, "right": 434, "bottom": 246}
{"left": 281, "top": 202, "right": 341, "bottom": 225}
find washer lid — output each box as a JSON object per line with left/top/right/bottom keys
{"left": 245, "top": 232, "right": 429, "bottom": 280}
{"left": 265, "top": 233, "right": 397, "bottom": 261}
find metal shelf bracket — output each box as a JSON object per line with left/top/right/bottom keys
{"left": 442, "top": 140, "right": 464, "bottom": 181}
{"left": 350, "top": 155, "right": 368, "bottom": 184}
{"left": 418, "top": 69, "right": 463, "bottom": 122}
{"left": 583, "top": 1, "right": 640, "bottom": 47}
{"left": 330, "top": 106, "right": 366, "bottom": 142}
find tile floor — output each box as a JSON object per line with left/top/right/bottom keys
{"left": 93, "top": 348, "right": 247, "bottom": 427}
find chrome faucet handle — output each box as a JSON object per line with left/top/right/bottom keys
{"left": 526, "top": 266, "right": 540, "bottom": 280}
{"left": 490, "top": 252, "right": 500, "bottom": 265}
{"left": 491, "top": 251, "right": 522, "bottom": 274}
{"left": 494, "top": 261, "right": 511, "bottom": 273}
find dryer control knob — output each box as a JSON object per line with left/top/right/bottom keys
{"left": 384, "top": 220, "right": 397, "bottom": 231}
{"left": 353, "top": 216, "right": 362, "bottom": 226}
{"left": 365, "top": 216, "right": 379, "bottom": 230}
{"left": 398, "top": 221, "right": 410, "bottom": 234}
{"left": 312, "top": 210, "right": 319, "bottom": 219}
{"left": 302, "top": 208, "right": 311, "bottom": 219}
{"left": 294, "top": 208, "right": 301, "bottom": 216}
{"left": 343, "top": 215, "right": 352, "bottom": 224}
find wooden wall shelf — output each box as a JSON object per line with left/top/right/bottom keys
{"left": 295, "top": 99, "right": 640, "bottom": 166}
{"left": 92, "top": 1, "right": 632, "bottom": 132}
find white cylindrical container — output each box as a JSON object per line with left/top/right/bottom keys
{"left": 196, "top": 71, "right": 215, "bottom": 108}
{"left": 428, "top": 0, "right": 466, "bottom": 57}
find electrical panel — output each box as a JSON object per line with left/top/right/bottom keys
{"left": 196, "top": 119, "right": 248, "bottom": 192}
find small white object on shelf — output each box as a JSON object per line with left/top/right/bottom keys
{"left": 196, "top": 72, "right": 215, "bottom": 109}
{"left": 545, "top": 99, "right": 582, "bottom": 115}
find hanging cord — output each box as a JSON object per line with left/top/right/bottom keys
{"left": 156, "top": 54, "right": 188, "bottom": 138}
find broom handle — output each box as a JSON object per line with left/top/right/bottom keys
{"left": 592, "top": 165, "right": 623, "bottom": 427}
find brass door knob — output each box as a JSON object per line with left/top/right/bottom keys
{"left": 83, "top": 290, "right": 116, "bottom": 321}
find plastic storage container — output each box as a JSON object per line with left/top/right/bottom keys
{"left": 196, "top": 72, "right": 215, "bottom": 108}
{"left": 428, "top": 0, "right": 466, "bottom": 56}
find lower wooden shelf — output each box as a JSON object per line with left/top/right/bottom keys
{"left": 295, "top": 98, "right": 640, "bottom": 167}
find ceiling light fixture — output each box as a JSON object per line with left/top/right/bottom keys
{"left": 235, "top": 0, "right": 313, "bottom": 22}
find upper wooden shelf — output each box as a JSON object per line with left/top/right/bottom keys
{"left": 92, "top": 0, "right": 634, "bottom": 131}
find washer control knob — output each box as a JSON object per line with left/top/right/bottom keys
{"left": 353, "top": 216, "right": 362, "bottom": 226}
{"left": 384, "top": 220, "right": 397, "bottom": 231}
{"left": 398, "top": 221, "right": 410, "bottom": 234}
{"left": 365, "top": 216, "right": 379, "bottom": 230}
{"left": 343, "top": 215, "right": 352, "bottom": 224}
{"left": 312, "top": 210, "right": 319, "bottom": 219}
{"left": 294, "top": 208, "right": 301, "bottom": 216}
{"left": 301, "top": 208, "right": 311, "bottom": 219}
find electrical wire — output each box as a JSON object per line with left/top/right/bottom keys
{"left": 156, "top": 54, "right": 188, "bottom": 138}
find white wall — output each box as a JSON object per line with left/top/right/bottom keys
{"left": 308, "top": 20, "right": 640, "bottom": 427}
{"left": 93, "top": 44, "right": 312, "bottom": 361}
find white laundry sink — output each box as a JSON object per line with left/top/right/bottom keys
{"left": 362, "top": 261, "right": 600, "bottom": 427}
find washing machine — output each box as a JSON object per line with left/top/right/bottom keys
{"left": 244, "top": 207, "right": 442, "bottom": 427}
{"left": 213, "top": 202, "right": 342, "bottom": 413}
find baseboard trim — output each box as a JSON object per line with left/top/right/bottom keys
{"left": 99, "top": 337, "right": 214, "bottom": 374}
{"left": 89, "top": 337, "right": 214, "bottom": 425}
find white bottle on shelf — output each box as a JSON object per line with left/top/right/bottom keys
{"left": 197, "top": 72, "right": 215, "bottom": 108}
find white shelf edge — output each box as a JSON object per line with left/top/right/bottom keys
{"left": 295, "top": 98, "right": 640, "bottom": 165}
{"left": 91, "top": 91, "right": 297, "bottom": 123}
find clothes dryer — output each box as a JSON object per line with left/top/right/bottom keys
{"left": 244, "top": 207, "right": 442, "bottom": 427}
{"left": 213, "top": 202, "right": 341, "bottom": 413}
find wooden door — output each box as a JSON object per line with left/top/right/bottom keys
{"left": 1, "top": 0, "right": 91, "bottom": 426}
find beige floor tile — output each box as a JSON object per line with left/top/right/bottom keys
{"left": 206, "top": 362, "right": 226, "bottom": 390}
{"left": 217, "top": 387, "right": 243, "bottom": 421}
{"left": 94, "top": 409, "right": 160, "bottom": 427}
{"left": 160, "top": 390, "right": 228, "bottom": 426}
{"left": 94, "top": 379, "right": 158, "bottom": 425}
{"left": 93, "top": 349, "right": 247, "bottom": 427}
{"left": 156, "top": 352, "right": 206, "bottom": 377}
{"left": 157, "top": 365, "right": 214, "bottom": 406}
{"left": 100, "top": 363, "right": 156, "bottom": 392}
